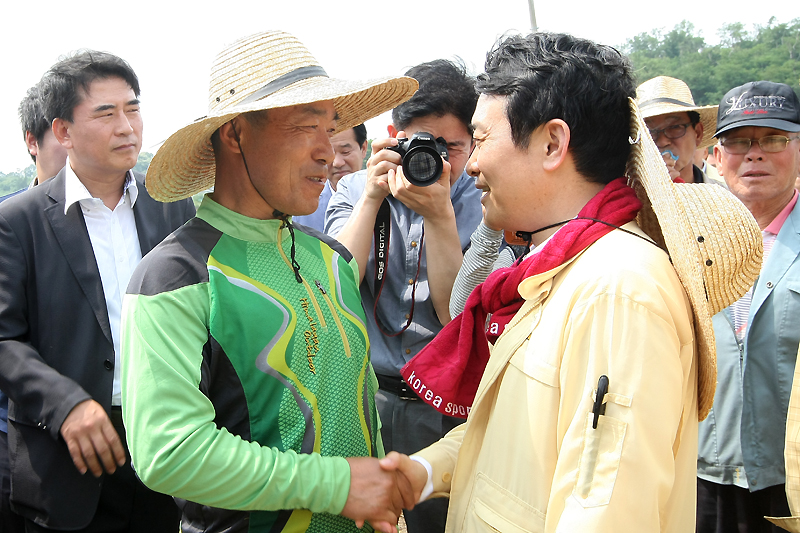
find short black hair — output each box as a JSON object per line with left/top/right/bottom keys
{"left": 18, "top": 84, "right": 49, "bottom": 162}
{"left": 353, "top": 123, "right": 367, "bottom": 146}
{"left": 392, "top": 59, "right": 478, "bottom": 134}
{"left": 476, "top": 33, "right": 636, "bottom": 184}
{"left": 687, "top": 111, "right": 700, "bottom": 127}
{"left": 40, "top": 50, "right": 140, "bottom": 124}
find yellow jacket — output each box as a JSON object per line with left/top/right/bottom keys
{"left": 415, "top": 223, "right": 697, "bottom": 532}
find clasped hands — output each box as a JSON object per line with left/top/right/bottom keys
{"left": 342, "top": 452, "right": 430, "bottom": 533}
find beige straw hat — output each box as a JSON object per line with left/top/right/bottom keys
{"left": 626, "top": 97, "right": 762, "bottom": 420}
{"left": 146, "top": 31, "right": 419, "bottom": 202}
{"left": 636, "top": 76, "right": 719, "bottom": 150}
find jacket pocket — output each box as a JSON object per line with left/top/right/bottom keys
{"left": 469, "top": 472, "right": 545, "bottom": 532}
{"left": 786, "top": 278, "right": 800, "bottom": 293}
{"left": 572, "top": 412, "right": 627, "bottom": 508}
{"left": 510, "top": 341, "right": 559, "bottom": 389}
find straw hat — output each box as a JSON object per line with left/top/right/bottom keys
{"left": 636, "top": 76, "right": 719, "bottom": 150}
{"left": 146, "top": 31, "right": 419, "bottom": 202}
{"left": 626, "top": 97, "right": 762, "bottom": 420}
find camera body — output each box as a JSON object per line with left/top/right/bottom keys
{"left": 385, "top": 132, "right": 449, "bottom": 187}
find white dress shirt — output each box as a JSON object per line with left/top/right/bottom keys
{"left": 64, "top": 159, "right": 142, "bottom": 406}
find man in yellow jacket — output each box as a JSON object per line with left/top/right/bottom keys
{"left": 386, "top": 32, "right": 763, "bottom": 532}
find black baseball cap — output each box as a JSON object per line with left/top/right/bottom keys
{"left": 714, "top": 81, "right": 800, "bottom": 137}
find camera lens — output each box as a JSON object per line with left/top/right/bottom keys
{"left": 383, "top": 131, "right": 448, "bottom": 187}
{"left": 406, "top": 151, "right": 439, "bottom": 183}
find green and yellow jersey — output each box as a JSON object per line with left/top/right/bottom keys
{"left": 121, "top": 195, "right": 381, "bottom": 532}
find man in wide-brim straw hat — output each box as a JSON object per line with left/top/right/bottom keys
{"left": 119, "top": 31, "right": 419, "bottom": 533}
{"left": 637, "top": 75, "right": 719, "bottom": 184}
{"left": 383, "top": 32, "right": 762, "bottom": 531}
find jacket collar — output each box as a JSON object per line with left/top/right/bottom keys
{"left": 62, "top": 158, "right": 138, "bottom": 215}
{"left": 750, "top": 200, "right": 800, "bottom": 316}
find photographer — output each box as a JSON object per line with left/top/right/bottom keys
{"left": 326, "top": 59, "right": 481, "bottom": 533}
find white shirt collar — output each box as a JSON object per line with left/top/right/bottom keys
{"left": 63, "top": 157, "right": 139, "bottom": 214}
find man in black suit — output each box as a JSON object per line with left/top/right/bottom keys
{"left": 0, "top": 78, "right": 70, "bottom": 533}
{"left": 0, "top": 51, "right": 194, "bottom": 532}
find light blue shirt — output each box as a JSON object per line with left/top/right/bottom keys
{"left": 294, "top": 181, "right": 333, "bottom": 233}
{"left": 326, "top": 170, "right": 482, "bottom": 376}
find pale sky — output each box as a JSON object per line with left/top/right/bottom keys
{"left": 1, "top": 0, "right": 797, "bottom": 173}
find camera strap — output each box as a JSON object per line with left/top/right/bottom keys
{"left": 372, "top": 198, "right": 423, "bottom": 337}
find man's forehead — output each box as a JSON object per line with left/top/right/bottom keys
{"left": 722, "top": 125, "right": 795, "bottom": 138}
{"left": 77, "top": 76, "right": 134, "bottom": 98}
{"left": 645, "top": 112, "right": 691, "bottom": 126}
{"left": 290, "top": 101, "right": 338, "bottom": 119}
{"left": 331, "top": 128, "right": 358, "bottom": 145}
{"left": 402, "top": 113, "right": 472, "bottom": 141}
{"left": 471, "top": 95, "right": 508, "bottom": 131}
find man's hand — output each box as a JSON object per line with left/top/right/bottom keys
{"left": 60, "top": 399, "right": 126, "bottom": 477}
{"left": 380, "top": 452, "right": 429, "bottom": 503}
{"left": 364, "top": 137, "right": 401, "bottom": 202}
{"left": 341, "top": 456, "right": 416, "bottom": 533}
{"left": 368, "top": 133, "right": 455, "bottom": 221}
{"left": 661, "top": 150, "right": 680, "bottom": 181}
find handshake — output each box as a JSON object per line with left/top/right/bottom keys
{"left": 341, "top": 452, "right": 430, "bottom": 533}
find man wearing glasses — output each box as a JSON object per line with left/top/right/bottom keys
{"left": 636, "top": 76, "right": 718, "bottom": 183}
{"left": 697, "top": 81, "right": 800, "bottom": 532}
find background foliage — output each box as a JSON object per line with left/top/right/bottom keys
{"left": 623, "top": 17, "right": 800, "bottom": 104}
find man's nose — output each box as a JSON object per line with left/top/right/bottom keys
{"left": 653, "top": 132, "right": 670, "bottom": 148}
{"left": 744, "top": 142, "right": 766, "bottom": 161}
{"left": 317, "top": 134, "right": 335, "bottom": 165}
{"left": 115, "top": 113, "right": 135, "bottom": 135}
{"left": 466, "top": 147, "right": 479, "bottom": 177}
{"left": 333, "top": 151, "right": 346, "bottom": 168}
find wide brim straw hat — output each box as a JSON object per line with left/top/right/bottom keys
{"left": 626, "top": 97, "right": 762, "bottom": 420}
{"left": 146, "top": 31, "right": 419, "bottom": 202}
{"left": 636, "top": 76, "right": 719, "bottom": 150}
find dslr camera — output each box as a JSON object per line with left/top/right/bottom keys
{"left": 385, "top": 132, "right": 449, "bottom": 187}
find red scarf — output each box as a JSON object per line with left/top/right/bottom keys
{"left": 400, "top": 178, "right": 642, "bottom": 418}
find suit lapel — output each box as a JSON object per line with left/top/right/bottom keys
{"left": 44, "top": 170, "right": 113, "bottom": 345}
{"left": 751, "top": 203, "right": 800, "bottom": 319}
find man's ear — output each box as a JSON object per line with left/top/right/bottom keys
{"left": 51, "top": 119, "right": 72, "bottom": 149}
{"left": 540, "top": 119, "right": 570, "bottom": 172}
{"left": 694, "top": 122, "right": 704, "bottom": 148}
{"left": 359, "top": 140, "right": 368, "bottom": 159}
{"left": 713, "top": 144, "right": 724, "bottom": 177}
{"left": 25, "top": 131, "right": 39, "bottom": 157}
{"left": 387, "top": 125, "right": 399, "bottom": 139}
{"left": 217, "top": 119, "right": 244, "bottom": 155}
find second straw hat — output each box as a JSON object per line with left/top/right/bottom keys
{"left": 636, "top": 76, "right": 718, "bottom": 150}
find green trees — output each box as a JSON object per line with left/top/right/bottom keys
{"left": 0, "top": 168, "right": 33, "bottom": 196}
{"left": 134, "top": 151, "right": 153, "bottom": 174}
{"left": 623, "top": 17, "right": 800, "bottom": 105}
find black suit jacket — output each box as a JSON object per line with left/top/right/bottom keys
{"left": 0, "top": 168, "right": 195, "bottom": 528}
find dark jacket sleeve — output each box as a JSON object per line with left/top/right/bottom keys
{"left": 0, "top": 206, "right": 92, "bottom": 439}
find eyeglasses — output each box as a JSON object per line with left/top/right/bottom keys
{"left": 720, "top": 135, "right": 800, "bottom": 155}
{"left": 648, "top": 123, "right": 692, "bottom": 141}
